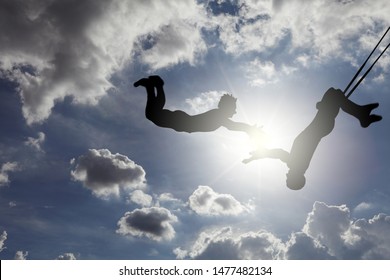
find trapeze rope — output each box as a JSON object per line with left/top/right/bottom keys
{"left": 345, "top": 27, "right": 390, "bottom": 99}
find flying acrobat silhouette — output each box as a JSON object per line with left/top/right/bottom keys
{"left": 243, "top": 87, "right": 382, "bottom": 190}
{"left": 134, "top": 75, "right": 263, "bottom": 137}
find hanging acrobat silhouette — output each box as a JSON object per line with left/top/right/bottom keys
{"left": 244, "top": 27, "right": 389, "bottom": 190}
{"left": 243, "top": 87, "right": 382, "bottom": 190}
{"left": 134, "top": 75, "right": 262, "bottom": 137}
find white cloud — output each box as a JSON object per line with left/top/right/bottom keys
{"left": 14, "top": 251, "right": 28, "bottom": 260}
{"left": 0, "top": 231, "right": 7, "bottom": 252}
{"left": 9, "top": 201, "right": 17, "bottom": 208}
{"left": 303, "top": 201, "right": 390, "bottom": 259}
{"left": 230, "top": 0, "right": 389, "bottom": 87}
{"left": 213, "top": 0, "right": 390, "bottom": 83}
{"left": 350, "top": 214, "right": 390, "bottom": 259}
{"left": 215, "top": 1, "right": 287, "bottom": 55}
{"left": 117, "top": 207, "right": 178, "bottom": 242}
{"left": 188, "top": 185, "right": 247, "bottom": 216}
{"left": 285, "top": 232, "right": 334, "bottom": 260}
{"left": 282, "top": 0, "right": 389, "bottom": 58}
{"left": 56, "top": 253, "right": 77, "bottom": 260}
{"left": 185, "top": 91, "right": 227, "bottom": 114}
{"left": 140, "top": 20, "right": 207, "bottom": 70}
{"left": 158, "top": 193, "right": 180, "bottom": 203}
{"left": 354, "top": 202, "right": 373, "bottom": 212}
{"left": 129, "top": 190, "right": 153, "bottom": 207}
{"left": 177, "top": 201, "right": 390, "bottom": 259}
{"left": 244, "top": 58, "right": 299, "bottom": 86}
{"left": 173, "top": 247, "right": 188, "bottom": 260}
{"left": 155, "top": 193, "right": 186, "bottom": 210}
{"left": 24, "top": 132, "right": 45, "bottom": 152}
{"left": 0, "top": 162, "right": 19, "bottom": 187}
{"left": 71, "top": 149, "right": 146, "bottom": 198}
{"left": 245, "top": 59, "right": 278, "bottom": 86}
{"left": 302, "top": 201, "right": 351, "bottom": 256}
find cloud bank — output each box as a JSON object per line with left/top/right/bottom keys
{"left": 176, "top": 201, "right": 390, "bottom": 259}
{"left": 71, "top": 149, "right": 146, "bottom": 198}
{"left": 117, "top": 207, "right": 178, "bottom": 242}
{"left": 1, "top": 0, "right": 389, "bottom": 124}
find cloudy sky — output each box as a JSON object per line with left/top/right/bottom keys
{"left": 1, "top": 0, "right": 390, "bottom": 260}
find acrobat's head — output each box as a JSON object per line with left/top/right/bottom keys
{"left": 218, "top": 94, "right": 237, "bottom": 117}
{"left": 286, "top": 169, "right": 306, "bottom": 190}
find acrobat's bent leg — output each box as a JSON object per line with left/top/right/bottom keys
{"left": 338, "top": 95, "right": 382, "bottom": 128}
{"left": 134, "top": 76, "right": 167, "bottom": 121}
{"left": 319, "top": 88, "right": 382, "bottom": 128}
{"left": 149, "top": 76, "right": 166, "bottom": 110}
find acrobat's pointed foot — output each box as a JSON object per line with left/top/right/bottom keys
{"left": 359, "top": 103, "right": 382, "bottom": 127}
{"left": 133, "top": 78, "right": 150, "bottom": 88}
{"left": 134, "top": 76, "right": 164, "bottom": 88}
{"left": 367, "top": 103, "right": 379, "bottom": 111}
{"left": 361, "top": 114, "right": 382, "bottom": 128}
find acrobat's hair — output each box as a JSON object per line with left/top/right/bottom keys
{"left": 218, "top": 94, "right": 237, "bottom": 109}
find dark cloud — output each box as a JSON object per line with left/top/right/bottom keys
{"left": 117, "top": 207, "right": 178, "bottom": 241}
{"left": 0, "top": 0, "right": 113, "bottom": 124}
{"left": 0, "top": 0, "right": 209, "bottom": 125}
{"left": 71, "top": 149, "right": 146, "bottom": 198}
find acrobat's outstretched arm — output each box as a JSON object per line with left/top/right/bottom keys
{"left": 223, "top": 119, "right": 266, "bottom": 139}
{"left": 242, "top": 148, "right": 289, "bottom": 164}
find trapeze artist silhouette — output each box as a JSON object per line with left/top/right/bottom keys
{"left": 134, "top": 75, "right": 262, "bottom": 137}
{"left": 243, "top": 87, "right": 382, "bottom": 190}
{"left": 244, "top": 27, "right": 390, "bottom": 190}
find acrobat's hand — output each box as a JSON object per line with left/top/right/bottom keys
{"left": 242, "top": 148, "right": 266, "bottom": 164}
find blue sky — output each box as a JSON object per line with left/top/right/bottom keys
{"left": 0, "top": 0, "right": 390, "bottom": 260}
